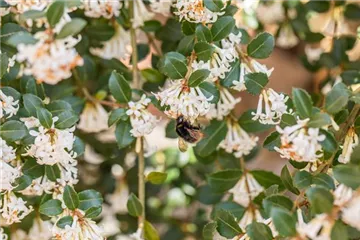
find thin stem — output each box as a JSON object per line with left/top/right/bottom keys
{"left": 129, "top": 0, "right": 140, "bottom": 89}
{"left": 137, "top": 137, "right": 146, "bottom": 235}
{"left": 235, "top": 45, "right": 255, "bottom": 72}
{"left": 146, "top": 32, "right": 162, "bottom": 57}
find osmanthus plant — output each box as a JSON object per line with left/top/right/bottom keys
{"left": 0, "top": 0, "right": 359, "bottom": 240}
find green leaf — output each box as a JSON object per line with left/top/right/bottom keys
{"left": 23, "top": 93, "right": 44, "bottom": 117}
{"left": 344, "top": 3, "right": 360, "bottom": 20}
{"left": 0, "top": 52, "right": 8, "bottom": 78}
{"left": 181, "top": 21, "right": 196, "bottom": 35}
{"left": 194, "top": 42, "right": 215, "bottom": 61}
{"left": 221, "top": 60, "right": 240, "bottom": 87}
{"left": 212, "top": 201, "right": 245, "bottom": 220}
{"left": 85, "top": 206, "right": 102, "bottom": 219}
{"left": 203, "top": 222, "right": 217, "bottom": 240}
{"left": 45, "top": 164, "right": 61, "bottom": 182}
{"left": 63, "top": 185, "right": 79, "bottom": 210}
{"left": 13, "top": 175, "right": 33, "bottom": 191}
{"left": 263, "top": 131, "right": 281, "bottom": 151}
{"left": 55, "top": 110, "right": 79, "bottom": 129}
{"left": 47, "top": 100, "right": 72, "bottom": 116}
{"left": 108, "top": 71, "right": 131, "bottom": 103}
{"left": 73, "top": 137, "right": 85, "bottom": 157}
{"left": 207, "top": 169, "right": 242, "bottom": 192}
{"left": 270, "top": 207, "right": 296, "bottom": 237}
{"left": 177, "top": 35, "right": 195, "bottom": 56}
{"left": 306, "top": 186, "right": 334, "bottom": 214}
{"left": 0, "top": 120, "right": 28, "bottom": 142}
{"left": 144, "top": 221, "right": 160, "bottom": 240}
{"left": 263, "top": 194, "right": 293, "bottom": 216}
{"left": 141, "top": 68, "right": 165, "bottom": 83}
{"left": 204, "top": 0, "right": 225, "bottom": 12}
{"left": 127, "top": 193, "right": 143, "bottom": 217}
{"left": 293, "top": 171, "right": 313, "bottom": 189}
{"left": 36, "top": 108, "right": 53, "bottom": 129}
{"left": 280, "top": 165, "right": 300, "bottom": 195}
{"left": 325, "top": 83, "right": 350, "bottom": 114}
{"left": 196, "top": 24, "right": 212, "bottom": 42}
{"left": 198, "top": 81, "right": 220, "bottom": 103}
{"left": 238, "top": 110, "right": 273, "bottom": 133}
{"left": 188, "top": 69, "right": 210, "bottom": 87}
{"left": 211, "top": 16, "right": 235, "bottom": 41}
{"left": 308, "top": 112, "right": 332, "bottom": 128}
{"left": 115, "top": 120, "right": 135, "bottom": 149}
{"left": 313, "top": 173, "right": 335, "bottom": 190}
{"left": 108, "top": 109, "right": 128, "bottom": 127}
{"left": 333, "top": 164, "right": 360, "bottom": 189}
{"left": 78, "top": 189, "right": 103, "bottom": 211}
{"left": 22, "top": 158, "right": 45, "bottom": 179}
{"left": 246, "top": 222, "right": 273, "bottom": 240}
{"left": 216, "top": 209, "right": 242, "bottom": 239}
{"left": 251, "top": 170, "right": 284, "bottom": 190}
{"left": 1, "top": 87, "right": 20, "bottom": 101}
{"left": 22, "top": 10, "right": 46, "bottom": 19}
{"left": 56, "top": 18, "right": 87, "bottom": 39}
{"left": 280, "top": 113, "right": 297, "bottom": 128}
{"left": 319, "top": 129, "right": 338, "bottom": 154}
{"left": 146, "top": 172, "right": 167, "bottom": 185}
{"left": 247, "top": 32, "right": 275, "bottom": 59}
{"left": 194, "top": 120, "right": 228, "bottom": 157}
{"left": 56, "top": 216, "right": 73, "bottom": 229}
{"left": 244, "top": 72, "right": 269, "bottom": 95}
{"left": 331, "top": 220, "right": 349, "bottom": 240}
{"left": 158, "top": 52, "right": 188, "bottom": 80}
{"left": 292, "top": 88, "right": 313, "bottom": 119}
{"left": 39, "top": 199, "right": 63, "bottom": 217}
{"left": 46, "top": 1, "right": 65, "bottom": 28}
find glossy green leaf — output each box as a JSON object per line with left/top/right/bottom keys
{"left": 313, "top": 173, "right": 335, "bottom": 190}
{"left": 127, "top": 193, "right": 143, "bottom": 217}
{"left": 194, "top": 42, "right": 215, "bottom": 61}
{"left": 63, "top": 185, "right": 79, "bottom": 210}
{"left": 198, "top": 81, "right": 220, "bottom": 103}
{"left": 108, "top": 108, "right": 128, "bottom": 127}
{"left": 263, "top": 131, "right": 281, "bottom": 151}
{"left": 115, "top": 120, "right": 135, "bottom": 149}
{"left": 246, "top": 222, "right": 273, "bottom": 240}
{"left": 203, "top": 222, "right": 217, "bottom": 240}
{"left": 36, "top": 108, "right": 53, "bottom": 129}
{"left": 270, "top": 207, "right": 296, "bottom": 237}
{"left": 293, "top": 171, "right": 313, "bottom": 189}
{"left": 308, "top": 112, "right": 332, "bottom": 128}
{"left": 109, "top": 71, "right": 131, "bottom": 103}
{"left": 39, "top": 199, "right": 63, "bottom": 217}
{"left": 238, "top": 110, "right": 273, "bottom": 133}
{"left": 56, "top": 216, "right": 73, "bottom": 229}
{"left": 251, "top": 170, "right": 284, "bottom": 191}
{"left": 0, "top": 120, "right": 28, "bottom": 142}
{"left": 216, "top": 209, "right": 242, "bottom": 239}
{"left": 85, "top": 206, "right": 102, "bottom": 219}
{"left": 45, "top": 164, "right": 61, "bottom": 182}
{"left": 147, "top": 172, "right": 167, "bottom": 185}
{"left": 247, "top": 32, "right": 275, "bottom": 59}
{"left": 188, "top": 69, "right": 210, "bottom": 87}
{"left": 144, "top": 221, "right": 160, "bottom": 240}
{"left": 292, "top": 88, "right": 313, "bottom": 119}
{"left": 78, "top": 189, "right": 103, "bottom": 211}
{"left": 325, "top": 83, "right": 350, "bottom": 114}
{"left": 280, "top": 165, "right": 300, "bottom": 195}
{"left": 56, "top": 18, "right": 87, "bottom": 39}
{"left": 23, "top": 93, "right": 44, "bottom": 117}
{"left": 46, "top": 1, "right": 65, "bottom": 28}
{"left": 207, "top": 169, "right": 242, "bottom": 192}
{"left": 158, "top": 52, "right": 188, "bottom": 80}
{"left": 306, "top": 186, "right": 334, "bottom": 214}
{"left": 196, "top": 24, "right": 212, "bottom": 42}
{"left": 22, "top": 158, "right": 45, "bottom": 179}
{"left": 55, "top": 110, "right": 79, "bottom": 129}
{"left": 211, "top": 16, "right": 235, "bottom": 41}
{"left": 263, "top": 194, "right": 293, "bottom": 216}
{"left": 333, "top": 164, "right": 360, "bottom": 189}
{"left": 244, "top": 72, "right": 268, "bottom": 95}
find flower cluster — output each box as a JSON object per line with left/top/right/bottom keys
{"left": 0, "top": 90, "right": 19, "bottom": 119}
{"left": 206, "top": 87, "right": 241, "bottom": 120}
{"left": 16, "top": 31, "right": 83, "bottom": 85}
{"left": 81, "top": 0, "right": 122, "bottom": 19}
{"left": 78, "top": 102, "right": 109, "bottom": 133}
{"left": 275, "top": 119, "right": 326, "bottom": 162}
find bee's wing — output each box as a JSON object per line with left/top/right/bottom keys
{"left": 178, "top": 138, "right": 188, "bottom": 152}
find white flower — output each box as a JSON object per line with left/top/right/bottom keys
{"left": 232, "top": 60, "right": 274, "bottom": 92}
{"left": 0, "top": 161, "right": 21, "bottom": 192}
{"left": 174, "top": 0, "right": 227, "bottom": 24}
{"left": 81, "top": 0, "right": 122, "bottom": 19}
{"left": 229, "top": 173, "right": 264, "bottom": 207}
{"left": 296, "top": 210, "right": 334, "bottom": 240}
{"left": 28, "top": 219, "right": 53, "bottom": 240}
{"left": 99, "top": 205, "right": 120, "bottom": 237}
{"left": 305, "top": 45, "right": 323, "bottom": 63}
{"left": 239, "top": 218, "right": 278, "bottom": 240}
{"left": 238, "top": 208, "right": 264, "bottom": 231}
{"left": 276, "top": 24, "right": 299, "bottom": 49}
{"left": 206, "top": 88, "right": 241, "bottom": 120}
{"left": 0, "top": 90, "right": 19, "bottom": 119}
{"left": 127, "top": 0, "right": 155, "bottom": 28}
{"left": 154, "top": 80, "right": 212, "bottom": 122}
{"left": 126, "top": 95, "right": 159, "bottom": 137}
{"left": 16, "top": 31, "right": 83, "bottom": 85}
{"left": 219, "top": 119, "right": 258, "bottom": 158}
{"left": 256, "top": 2, "right": 285, "bottom": 24}
{"left": 52, "top": 210, "right": 104, "bottom": 240}
{"left": 342, "top": 194, "right": 360, "bottom": 231}
{"left": 275, "top": 119, "right": 326, "bottom": 162}
{"left": 0, "top": 228, "right": 7, "bottom": 240}
{"left": 0, "top": 137, "right": 16, "bottom": 163}
{"left": 338, "top": 128, "right": 359, "bottom": 164}
{"left": 252, "top": 88, "right": 289, "bottom": 125}
{"left": 0, "top": 192, "right": 33, "bottom": 225}
{"left": 90, "top": 23, "right": 131, "bottom": 60}
{"left": 20, "top": 116, "right": 40, "bottom": 129}
{"left": 149, "top": 0, "right": 172, "bottom": 16}
{"left": 106, "top": 180, "right": 129, "bottom": 214}
{"left": 333, "top": 184, "right": 353, "bottom": 207}
{"left": 83, "top": 144, "right": 105, "bottom": 165}
{"left": 20, "top": 176, "right": 56, "bottom": 196}
{"left": 78, "top": 102, "right": 108, "bottom": 133}
{"left": 4, "top": 0, "right": 49, "bottom": 13}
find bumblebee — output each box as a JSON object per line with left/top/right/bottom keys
{"left": 175, "top": 116, "right": 203, "bottom": 152}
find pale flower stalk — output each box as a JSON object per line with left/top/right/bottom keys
{"left": 78, "top": 102, "right": 109, "bottom": 133}
{"left": 275, "top": 119, "right": 326, "bottom": 162}
{"left": 16, "top": 31, "right": 83, "bottom": 85}
{"left": 252, "top": 88, "right": 290, "bottom": 125}
{"left": 219, "top": 119, "right": 258, "bottom": 158}
{"left": 154, "top": 80, "right": 212, "bottom": 122}
{"left": 338, "top": 127, "right": 359, "bottom": 164}
{"left": 174, "top": 0, "right": 227, "bottom": 24}
{"left": 206, "top": 88, "right": 241, "bottom": 120}
{"left": 229, "top": 172, "right": 264, "bottom": 207}
{"left": 0, "top": 90, "right": 19, "bottom": 119}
